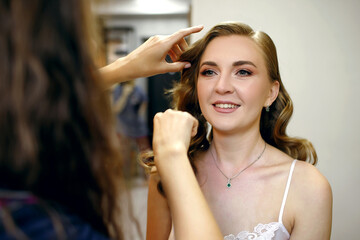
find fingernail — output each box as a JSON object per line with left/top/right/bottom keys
{"left": 184, "top": 63, "right": 191, "bottom": 68}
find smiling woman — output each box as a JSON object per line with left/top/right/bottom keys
{"left": 197, "top": 35, "right": 279, "bottom": 134}
{"left": 147, "top": 22, "right": 332, "bottom": 240}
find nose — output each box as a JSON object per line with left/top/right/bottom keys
{"left": 214, "top": 73, "right": 234, "bottom": 94}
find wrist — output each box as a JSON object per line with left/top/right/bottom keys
{"left": 155, "top": 143, "right": 188, "bottom": 160}
{"left": 99, "top": 56, "right": 135, "bottom": 88}
{"left": 113, "top": 56, "right": 135, "bottom": 81}
{"left": 155, "top": 145, "right": 188, "bottom": 170}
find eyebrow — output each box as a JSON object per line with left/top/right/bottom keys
{"left": 200, "top": 60, "right": 257, "bottom": 68}
{"left": 233, "top": 60, "right": 257, "bottom": 68}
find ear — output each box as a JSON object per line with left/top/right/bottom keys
{"left": 265, "top": 80, "right": 280, "bottom": 107}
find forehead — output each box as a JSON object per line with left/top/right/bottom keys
{"left": 200, "top": 35, "right": 264, "bottom": 66}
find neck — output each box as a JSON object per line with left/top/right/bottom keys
{"left": 210, "top": 127, "right": 265, "bottom": 167}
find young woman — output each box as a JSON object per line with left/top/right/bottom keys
{"left": 148, "top": 22, "right": 332, "bottom": 240}
{"left": 0, "top": 0, "right": 222, "bottom": 239}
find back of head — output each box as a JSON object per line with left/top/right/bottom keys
{"left": 0, "top": 0, "right": 122, "bottom": 237}
{"left": 173, "top": 22, "right": 317, "bottom": 164}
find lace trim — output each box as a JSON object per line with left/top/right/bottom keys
{"left": 224, "top": 222, "right": 287, "bottom": 240}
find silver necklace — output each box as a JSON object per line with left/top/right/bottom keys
{"left": 210, "top": 143, "right": 266, "bottom": 188}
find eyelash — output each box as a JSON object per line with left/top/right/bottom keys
{"left": 200, "top": 69, "right": 217, "bottom": 76}
{"left": 200, "top": 69, "right": 252, "bottom": 77}
{"left": 237, "top": 69, "right": 252, "bottom": 76}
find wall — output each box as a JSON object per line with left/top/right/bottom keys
{"left": 191, "top": 0, "right": 360, "bottom": 239}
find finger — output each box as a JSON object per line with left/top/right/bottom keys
{"left": 171, "top": 44, "right": 183, "bottom": 59}
{"left": 191, "top": 118, "right": 199, "bottom": 137}
{"left": 167, "top": 25, "right": 204, "bottom": 47}
{"left": 154, "top": 111, "right": 164, "bottom": 118}
{"left": 168, "top": 49, "right": 177, "bottom": 63}
{"left": 164, "top": 62, "right": 191, "bottom": 73}
{"left": 178, "top": 38, "right": 189, "bottom": 52}
{"left": 164, "top": 109, "right": 173, "bottom": 114}
{"left": 153, "top": 112, "right": 163, "bottom": 128}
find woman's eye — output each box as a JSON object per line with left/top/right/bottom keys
{"left": 200, "top": 69, "right": 216, "bottom": 76}
{"left": 237, "top": 69, "right": 252, "bottom": 76}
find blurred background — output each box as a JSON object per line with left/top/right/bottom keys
{"left": 93, "top": 0, "right": 360, "bottom": 239}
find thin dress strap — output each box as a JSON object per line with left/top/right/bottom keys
{"left": 278, "top": 160, "right": 297, "bottom": 223}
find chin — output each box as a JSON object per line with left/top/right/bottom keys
{"left": 211, "top": 122, "right": 240, "bottom": 133}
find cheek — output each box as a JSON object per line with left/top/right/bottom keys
{"left": 240, "top": 80, "right": 270, "bottom": 105}
{"left": 196, "top": 80, "right": 206, "bottom": 102}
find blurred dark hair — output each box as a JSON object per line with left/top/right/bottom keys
{"left": 0, "top": 0, "right": 123, "bottom": 238}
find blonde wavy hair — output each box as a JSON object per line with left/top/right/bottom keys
{"left": 171, "top": 22, "right": 317, "bottom": 166}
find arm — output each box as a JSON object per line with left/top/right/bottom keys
{"left": 99, "top": 25, "right": 203, "bottom": 88}
{"left": 146, "top": 172, "right": 172, "bottom": 240}
{"left": 290, "top": 162, "right": 333, "bottom": 239}
{"left": 152, "top": 109, "right": 223, "bottom": 240}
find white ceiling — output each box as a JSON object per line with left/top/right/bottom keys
{"left": 94, "top": 0, "right": 191, "bottom": 16}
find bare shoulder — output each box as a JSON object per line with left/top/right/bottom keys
{"left": 292, "top": 160, "right": 332, "bottom": 200}
{"left": 289, "top": 160, "right": 333, "bottom": 239}
{"left": 267, "top": 146, "right": 331, "bottom": 197}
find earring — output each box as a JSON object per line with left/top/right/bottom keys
{"left": 265, "top": 106, "right": 270, "bottom": 112}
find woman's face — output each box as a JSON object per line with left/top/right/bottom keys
{"left": 197, "top": 35, "right": 279, "bottom": 135}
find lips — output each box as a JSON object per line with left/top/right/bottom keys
{"left": 212, "top": 101, "right": 240, "bottom": 113}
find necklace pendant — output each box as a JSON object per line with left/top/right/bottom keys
{"left": 227, "top": 179, "right": 232, "bottom": 188}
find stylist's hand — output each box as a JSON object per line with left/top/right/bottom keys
{"left": 126, "top": 25, "right": 203, "bottom": 78}
{"left": 100, "top": 25, "right": 203, "bottom": 88}
{"left": 152, "top": 109, "right": 198, "bottom": 162}
{"left": 152, "top": 111, "right": 222, "bottom": 240}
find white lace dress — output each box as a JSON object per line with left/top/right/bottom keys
{"left": 224, "top": 222, "right": 289, "bottom": 240}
